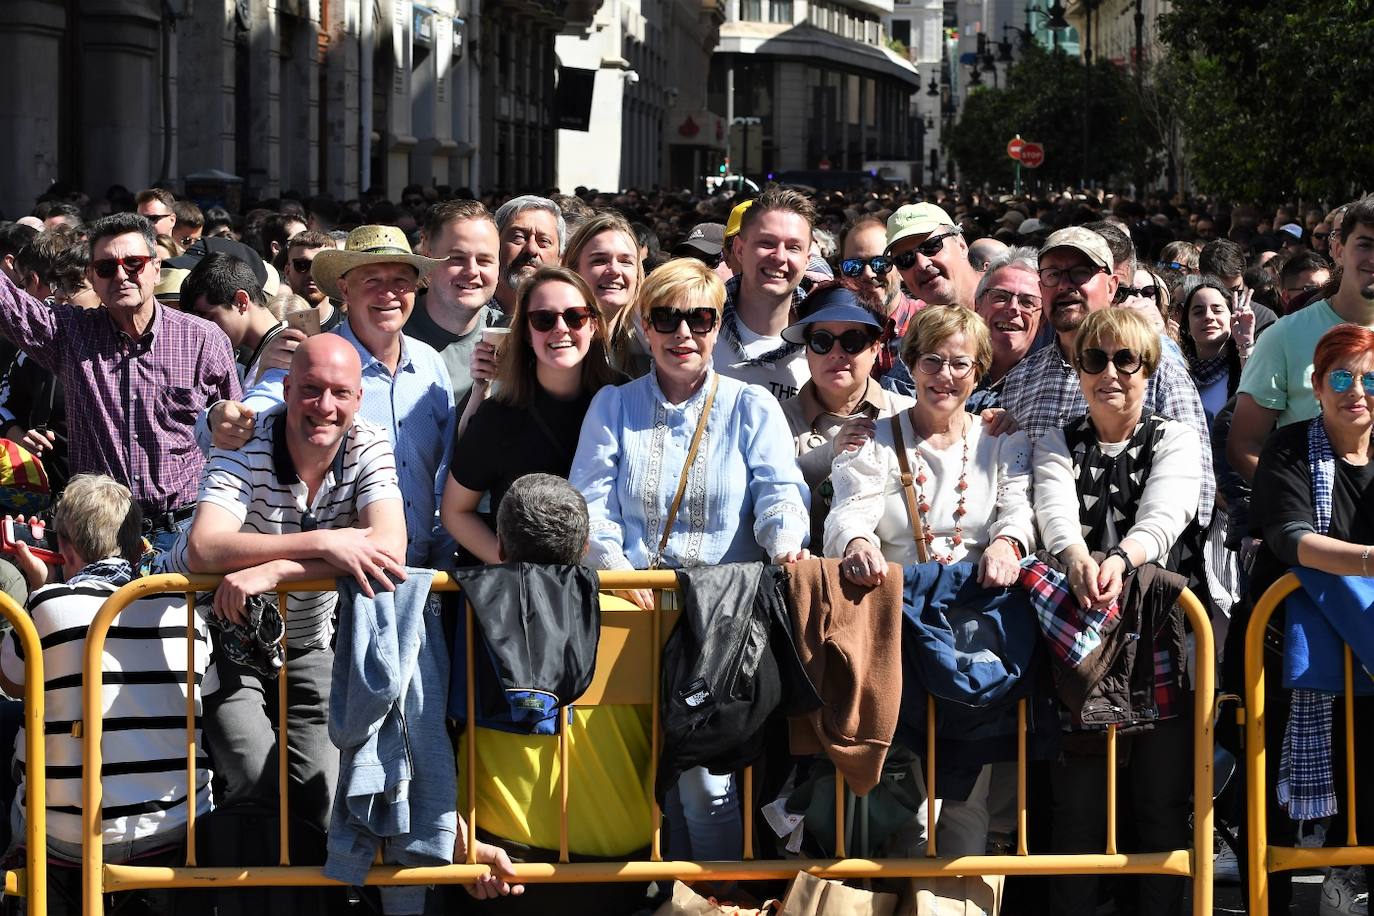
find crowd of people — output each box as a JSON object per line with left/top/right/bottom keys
{"left": 0, "top": 177, "right": 1368, "bottom": 916}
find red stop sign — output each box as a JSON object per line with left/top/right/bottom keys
{"left": 1007, "top": 137, "right": 1025, "bottom": 161}
{"left": 1019, "top": 142, "right": 1045, "bottom": 169}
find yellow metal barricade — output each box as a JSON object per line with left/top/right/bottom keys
{"left": 1244, "top": 572, "right": 1374, "bottom": 910}
{"left": 0, "top": 590, "right": 46, "bottom": 915}
{"left": 81, "top": 573, "right": 1215, "bottom": 915}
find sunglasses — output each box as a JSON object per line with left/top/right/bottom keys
{"left": 291, "top": 257, "right": 315, "bottom": 274}
{"left": 839, "top": 256, "right": 894, "bottom": 278}
{"left": 91, "top": 255, "right": 154, "bottom": 279}
{"left": 1156, "top": 261, "right": 1187, "bottom": 271}
{"left": 1077, "top": 348, "right": 1144, "bottom": 375}
{"left": 1114, "top": 284, "right": 1160, "bottom": 303}
{"left": 527, "top": 307, "right": 596, "bottom": 332}
{"left": 915, "top": 353, "right": 977, "bottom": 378}
{"left": 648, "top": 306, "right": 718, "bottom": 335}
{"left": 892, "top": 230, "right": 961, "bottom": 270}
{"left": 1328, "top": 368, "right": 1374, "bottom": 394}
{"left": 806, "top": 328, "right": 878, "bottom": 356}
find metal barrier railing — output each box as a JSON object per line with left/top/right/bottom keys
{"left": 81, "top": 573, "right": 1215, "bottom": 915}
{"left": 0, "top": 590, "right": 46, "bottom": 915}
{"left": 1244, "top": 572, "right": 1374, "bottom": 909}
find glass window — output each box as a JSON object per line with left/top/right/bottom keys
{"left": 740, "top": 0, "right": 761, "bottom": 20}
{"left": 770, "top": 0, "right": 792, "bottom": 23}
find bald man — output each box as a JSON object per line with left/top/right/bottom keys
{"left": 158, "top": 332, "right": 409, "bottom": 882}
{"left": 968, "top": 237, "right": 1009, "bottom": 274}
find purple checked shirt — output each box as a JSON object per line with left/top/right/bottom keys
{"left": 0, "top": 275, "right": 240, "bottom": 514}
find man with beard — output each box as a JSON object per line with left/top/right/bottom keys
{"left": 1000, "top": 227, "right": 1213, "bottom": 524}
{"left": 885, "top": 203, "right": 980, "bottom": 309}
{"left": 966, "top": 247, "right": 1042, "bottom": 412}
{"left": 407, "top": 200, "right": 501, "bottom": 405}
{"left": 1228, "top": 195, "right": 1374, "bottom": 482}
{"left": 281, "top": 230, "right": 344, "bottom": 332}
{"left": 491, "top": 195, "right": 564, "bottom": 314}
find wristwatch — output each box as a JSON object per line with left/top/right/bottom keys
{"left": 1106, "top": 545, "right": 1135, "bottom": 575}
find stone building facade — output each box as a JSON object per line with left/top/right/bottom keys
{"left": 0, "top": 0, "right": 599, "bottom": 217}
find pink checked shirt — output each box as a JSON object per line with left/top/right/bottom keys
{"left": 0, "top": 275, "right": 240, "bottom": 514}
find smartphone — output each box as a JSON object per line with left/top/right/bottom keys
{"left": 285, "top": 307, "right": 322, "bottom": 336}
{"left": 0, "top": 518, "right": 60, "bottom": 564}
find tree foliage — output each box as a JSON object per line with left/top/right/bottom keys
{"left": 1160, "top": 0, "right": 1374, "bottom": 202}
{"left": 945, "top": 45, "right": 1159, "bottom": 189}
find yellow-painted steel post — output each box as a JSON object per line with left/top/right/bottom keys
{"left": 1181, "top": 588, "right": 1215, "bottom": 916}
{"left": 0, "top": 592, "right": 45, "bottom": 916}
{"left": 1243, "top": 574, "right": 1297, "bottom": 916}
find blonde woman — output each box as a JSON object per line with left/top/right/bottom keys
{"left": 562, "top": 212, "right": 649, "bottom": 376}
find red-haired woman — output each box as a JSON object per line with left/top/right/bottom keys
{"left": 1243, "top": 322, "right": 1374, "bottom": 914}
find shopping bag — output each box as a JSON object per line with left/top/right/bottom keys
{"left": 654, "top": 880, "right": 780, "bottom": 915}
{"left": 899, "top": 875, "right": 1003, "bottom": 916}
{"left": 779, "top": 870, "right": 898, "bottom": 915}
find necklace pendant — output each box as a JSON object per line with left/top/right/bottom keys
{"left": 954, "top": 506, "right": 967, "bottom": 518}
{"left": 915, "top": 474, "right": 927, "bottom": 486}
{"left": 919, "top": 502, "right": 931, "bottom": 514}
{"left": 951, "top": 534, "right": 963, "bottom": 546}
{"left": 955, "top": 479, "right": 969, "bottom": 491}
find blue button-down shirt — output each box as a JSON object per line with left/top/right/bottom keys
{"left": 242, "top": 319, "right": 455, "bottom": 565}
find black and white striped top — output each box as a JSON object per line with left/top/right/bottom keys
{"left": 163, "top": 407, "right": 403, "bottom": 649}
{"left": 0, "top": 578, "right": 213, "bottom": 846}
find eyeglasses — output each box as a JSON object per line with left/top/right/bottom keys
{"left": 839, "top": 256, "right": 894, "bottom": 278}
{"left": 892, "top": 230, "right": 962, "bottom": 270}
{"left": 1283, "top": 284, "right": 1321, "bottom": 298}
{"left": 291, "top": 257, "right": 315, "bottom": 274}
{"left": 1077, "top": 348, "right": 1144, "bottom": 375}
{"left": 527, "top": 307, "right": 596, "bottom": 332}
{"left": 981, "top": 288, "right": 1041, "bottom": 311}
{"left": 1328, "top": 368, "right": 1374, "bottom": 394}
{"left": 806, "top": 328, "right": 878, "bottom": 356}
{"left": 1114, "top": 284, "right": 1160, "bottom": 303}
{"left": 91, "top": 255, "right": 154, "bottom": 279}
{"left": 648, "top": 306, "right": 718, "bottom": 334}
{"left": 1039, "top": 265, "right": 1106, "bottom": 288}
{"left": 914, "top": 353, "right": 977, "bottom": 378}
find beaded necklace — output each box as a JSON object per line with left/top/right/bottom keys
{"left": 910, "top": 411, "right": 971, "bottom": 564}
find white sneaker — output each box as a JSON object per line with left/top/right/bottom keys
{"left": 1322, "top": 867, "right": 1370, "bottom": 916}
{"left": 1214, "top": 844, "right": 1240, "bottom": 884}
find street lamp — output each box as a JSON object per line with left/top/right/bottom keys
{"left": 968, "top": 64, "right": 983, "bottom": 87}
{"left": 926, "top": 75, "right": 940, "bottom": 97}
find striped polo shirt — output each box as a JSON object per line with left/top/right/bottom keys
{"left": 0, "top": 571, "right": 213, "bottom": 846}
{"left": 162, "top": 406, "right": 402, "bottom": 649}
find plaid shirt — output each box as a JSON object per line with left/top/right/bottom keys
{"left": 1000, "top": 337, "right": 1214, "bottom": 526}
{"left": 0, "top": 275, "right": 240, "bottom": 513}
{"left": 1020, "top": 558, "right": 1120, "bottom": 668}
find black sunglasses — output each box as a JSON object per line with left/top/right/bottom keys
{"left": 1114, "top": 284, "right": 1160, "bottom": 303}
{"left": 92, "top": 255, "right": 154, "bottom": 279}
{"left": 649, "top": 306, "right": 717, "bottom": 334}
{"left": 528, "top": 307, "right": 596, "bottom": 332}
{"left": 1077, "top": 347, "right": 1144, "bottom": 375}
{"left": 291, "top": 257, "right": 314, "bottom": 274}
{"left": 892, "top": 230, "right": 962, "bottom": 270}
{"left": 839, "top": 256, "right": 894, "bottom": 278}
{"left": 806, "top": 328, "right": 878, "bottom": 356}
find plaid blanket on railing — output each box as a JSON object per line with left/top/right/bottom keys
{"left": 1018, "top": 558, "right": 1120, "bottom": 668}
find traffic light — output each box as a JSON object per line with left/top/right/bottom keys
{"left": 719, "top": 162, "right": 727, "bottom": 174}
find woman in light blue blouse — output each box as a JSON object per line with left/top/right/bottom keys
{"left": 569, "top": 256, "right": 810, "bottom": 863}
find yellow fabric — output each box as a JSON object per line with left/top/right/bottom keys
{"left": 457, "top": 595, "right": 654, "bottom": 858}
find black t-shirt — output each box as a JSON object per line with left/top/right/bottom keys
{"left": 1249, "top": 419, "right": 1374, "bottom": 596}
{"left": 449, "top": 385, "right": 594, "bottom": 515}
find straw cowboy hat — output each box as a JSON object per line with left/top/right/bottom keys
{"left": 310, "top": 225, "right": 446, "bottom": 301}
